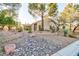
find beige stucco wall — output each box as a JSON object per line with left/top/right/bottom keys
{"left": 31, "top": 19, "right": 51, "bottom": 32}
{"left": 43, "top": 18, "right": 50, "bottom": 31}
{"left": 31, "top": 16, "right": 56, "bottom": 32}
{"left": 37, "top": 21, "right": 41, "bottom": 31}
{"left": 31, "top": 24, "right": 35, "bottom": 32}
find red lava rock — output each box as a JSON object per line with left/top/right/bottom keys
{"left": 4, "top": 44, "right": 16, "bottom": 55}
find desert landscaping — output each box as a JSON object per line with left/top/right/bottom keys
{"left": 0, "top": 31, "right": 78, "bottom": 56}
{"left": 0, "top": 3, "right": 79, "bottom": 56}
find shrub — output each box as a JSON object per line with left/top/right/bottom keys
{"left": 17, "top": 28, "right": 22, "bottom": 32}
{"left": 28, "top": 29, "right": 32, "bottom": 33}
{"left": 0, "top": 47, "right": 4, "bottom": 55}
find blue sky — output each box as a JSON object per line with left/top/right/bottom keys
{"left": 57, "top": 3, "right": 67, "bottom": 12}
{"left": 18, "top": 3, "right": 67, "bottom": 24}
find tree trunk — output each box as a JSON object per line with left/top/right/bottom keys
{"left": 70, "top": 23, "right": 72, "bottom": 32}
{"left": 50, "top": 19, "right": 59, "bottom": 31}
{"left": 73, "top": 24, "right": 79, "bottom": 32}
{"left": 41, "top": 11, "right": 44, "bottom": 31}
{"left": 70, "top": 19, "right": 72, "bottom": 32}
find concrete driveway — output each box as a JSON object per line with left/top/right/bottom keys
{"left": 53, "top": 40, "right": 79, "bottom": 56}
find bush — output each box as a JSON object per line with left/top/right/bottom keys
{"left": 16, "top": 27, "right": 22, "bottom": 32}
{"left": 0, "top": 47, "right": 4, "bottom": 55}
{"left": 28, "top": 29, "right": 32, "bottom": 33}
{"left": 17, "top": 28, "right": 22, "bottom": 32}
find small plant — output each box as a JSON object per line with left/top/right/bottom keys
{"left": 17, "top": 27, "right": 22, "bottom": 32}
{"left": 0, "top": 47, "right": 4, "bottom": 55}
{"left": 28, "top": 29, "right": 32, "bottom": 33}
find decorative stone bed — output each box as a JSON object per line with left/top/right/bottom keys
{"left": 0, "top": 31, "right": 78, "bottom": 56}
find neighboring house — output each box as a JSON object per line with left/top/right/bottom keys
{"left": 23, "top": 24, "right": 31, "bottom": 31}
{"left": 31, "top": 16, "right": 58, "bottom": 32}
{"left": 31, "top": 15, "right": 79, "bottom": 32}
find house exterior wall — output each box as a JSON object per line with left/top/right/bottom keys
{"left": 44, "top": 18, "right": 50, "bottom": 31}
{"left": 31, "top": 24, "right": 35, "bottom": 32}
{"left": 31, "top": 17, "right": 79, "bottom": 32}
{"left": 37, "top": 21, "right": 42, "bottom": 31}
{"left": 31, "top": 16, "right": 57, "bottom": 32}
{"left": 31, "top": 18, "right": 51, "bottom": 32}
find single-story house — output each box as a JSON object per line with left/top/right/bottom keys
{"left": 31, "top": 16, "right": 58, "bottom": 32}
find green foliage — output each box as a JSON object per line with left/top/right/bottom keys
{"left": 3, "top": 3, "right": 22, "bottom": 10}
{"left": 28, "top": 29, "right": 32, "bottom": 33}
{"left": 17, "top": 26, "right": 23, "bottom": 32}
{"left": 0, "top": 47, "right": 4, "bottom": 54}
{"left": 17, "top": 28, "right": 22, "bottom": 32}
{"left": 28, "top": 3, "right": 58, "bottom": 31}
{"left": 28, "top": 3, "right": 57, "bottom": 17}
{"left": 0, "top": 9, "right": 18, "bottom": 27}
{"left": 28, "top": 3, "right": 47, "bottom": 31}
{"left": 28, "top": 3, "right": 46, "bottom": 17}
{"left": 48, "top": 3, "right": 58, "bottom": 16}
{"left": 0, "top": 3, "right": 21, "bottom": 29}
{"left": 1, "top": 3, "right": 22, "bottom": 17}
{"left": 4, "top": 17, "right": 16, "bottom": 25}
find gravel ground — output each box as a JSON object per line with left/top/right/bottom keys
{"left": 10, "top": 32, "right": 78, "bottom": 56}
{"left": 11, "top": 37, "right": 60, "bottom": 56}
{"left": 0, "top": 31, "right": 78, "bottom": 56}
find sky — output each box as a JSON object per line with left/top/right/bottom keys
{"left": 18, "top": 3, "right": 67, "bottom": 24}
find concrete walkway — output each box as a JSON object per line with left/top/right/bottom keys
{"left": 53, "top": 40, "right": 79, "bottom": 56}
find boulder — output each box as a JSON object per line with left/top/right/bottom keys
{"left": 3, "top": 26, "right": 9, "bottom": 31}
{"left": 0, "top": 26, "right": 3, "bottom": 30}
{"left": 20, "top": 25, "right": 24, "bottom": 31}
{"left": 11, "top": 26, "right": 16, "bottom": 31}
{"left": 4, "top": 44, "right": 16, "bottom": 55}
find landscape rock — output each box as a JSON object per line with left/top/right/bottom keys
{"left": 4, "top": 44, "right": 16, "bottom": 55}
{"left": 11, "top": 26, "right": 16, "bottom": 31}
{"left": 11, "top": 37, "right": 58, "bottom": 56}
{"left": 3, "top": 26, "right": 9, "bottom": 31}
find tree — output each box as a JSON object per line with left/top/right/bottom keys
{"left": 72, "top": 4, "right": 79, "bottom": 32}
{"left": 48, "top": 3, "right": 58, "bottom": 16}
{"left": 4, "top": 17, "right": 16, "bottom": 25}
{"left": 0, "top": 3, "right": 22, "bottom": 29}
{"left": 0, "top": 10, "right": 6, "bottom": 26}
{"left": 28, "top": 3, "right": 57, "bottom": 31}
{"left": 0, "top": 3, "right": 22, "bottom": 19}
{"left": 60, "top": 3, "right": 76, "bottom": 31}
{"left": 0, "top": 9, "right": 18, "bottom": 29}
